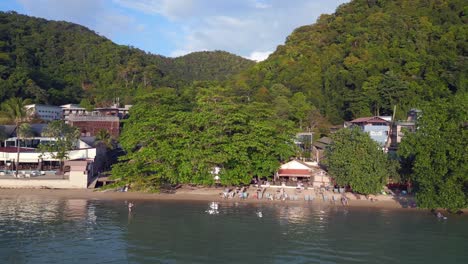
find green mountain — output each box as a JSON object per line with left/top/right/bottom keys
{"left": 235, "top": 0, "right": 467, "bottom": 123}
{"left": 0, "top": 11, "right": 255, "bottom": 105}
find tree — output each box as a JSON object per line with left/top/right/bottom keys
{"left": 112, "top": 87, "right": 297, "bottom": 190}
{"left": 0, "top": 126, "right": 8, "bottom": 142}
{"left": 95, "top": 129, "right": 113, "bottom": 149}
{"left": 290, "top": 92, "right": 312, "bottom": 129}
{"left": 326, "top": 127, "right": 395, "bottom": 194}
{"left": 39, "top": 120, "right": 80, "bottom": 171}
{"left": 238, "top": 0, "right": 465, "bottom": 123}
{"left": 79, "top": 98, "right": 94, "bottom": 112}
{"left": 0, "top": 97, "right": 32, "bottom": 175}
{"left": 17, "top": 123, "right": 34, "bottom": 141}
{"left": 398, "top": 94, "right": 468, "bottom": 211}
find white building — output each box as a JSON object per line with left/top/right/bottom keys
{"left": 25, "top": 104, "right": 62, "bottom": 121}
{"left": 61, "top": 103, "right": 132, "bottom": 122}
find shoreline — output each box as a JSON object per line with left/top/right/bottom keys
{"left": 0, "top": 186, "right": 428, "bottom": 212}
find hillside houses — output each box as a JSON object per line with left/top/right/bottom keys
{"left": 344, "top": 109, "right": 420, "bottom": 151}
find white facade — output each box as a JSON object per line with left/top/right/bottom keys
{"left": 0, "top": 148, "right": 97, "bottom": 163}
{"left": 4, "top": 137, "right": 92, "bottom": 149}
{"left": 25, "top": 104, "right": 62, "bottom": 121}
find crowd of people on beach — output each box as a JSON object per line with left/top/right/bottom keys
{"left": 220, "top": 184, "right": 352, "bottom": 206}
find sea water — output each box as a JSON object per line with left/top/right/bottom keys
{"left": 0, "top": 197, "right": 467, "bottom": 263}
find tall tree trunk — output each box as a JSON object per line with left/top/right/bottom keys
{"left": 15, "top": 121, "right": 20, "bottom": 177}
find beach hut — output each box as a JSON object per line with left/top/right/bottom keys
{"left": 276, "top": 159, "right": 331, "bottom": 187}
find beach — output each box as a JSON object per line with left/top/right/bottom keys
{"left": 0, "top": 185, "right": 419, "bottom": 210}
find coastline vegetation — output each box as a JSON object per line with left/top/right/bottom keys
{"left": 325, "top": 127, "right": 398, "bottom": 195}
{"left": 111, "top": 86, "right": 297, "bottom": 190}
{"left": 399, "top": 93, "right": 468, "bottom": 212}
{"left": 0, "top": 0, "right": 466, "bottom": 210}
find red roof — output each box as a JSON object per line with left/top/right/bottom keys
{"left": 278, "top": 169, "right": 311, "bottom": 177}
{"left": 0, "top": 147, "right": 37, "bottom": 153}
{"left": 350, "top": 116, "right": 389, "bottom": 124}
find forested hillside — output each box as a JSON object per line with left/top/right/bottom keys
{"left": 234, "top": 0, "right": 467, "bottom": 124}
{"left": 0, "top": 11, "right": 254, "bottom": 105}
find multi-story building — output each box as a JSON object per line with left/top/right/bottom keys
{"left": 61, "top": 104, "right": 131, "bottom": 122}
{"left": 345, "top": 116, "right": 391, "bottom": 147}
{"left": 67, "top": 115, "right": 120, "bottom": 138}
{"left": 25, "top": 104, "right": 62, "bottom": 121}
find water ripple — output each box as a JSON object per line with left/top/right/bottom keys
{"left": 1, "top": 198, "right": 468, "bottom": 263}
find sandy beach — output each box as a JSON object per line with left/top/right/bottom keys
{"left": 0, "top": 185, "right": 420, "bottom": 211}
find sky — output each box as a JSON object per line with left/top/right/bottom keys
{"left": 0, "top": 0, "right": 349, "bottom": 61}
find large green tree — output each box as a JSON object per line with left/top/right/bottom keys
{"left": 326, "top": 127, "right": 395, "bottom": 194}
{"left": 39, "top": 120, "right": 80, "bottom": 171}
{"left": 112, "top": 87, "right": 297, "bottom": 190}
{"left": 398, "top": 94, "right": 468, "bottom": 211}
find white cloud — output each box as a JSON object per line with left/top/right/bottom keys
{"left": 248, "top": 51, "right": 272, "bottom": 62}
{"left": 16, "top": 0, "right": 144, "bottom": 40}
{"left": 254, "top": 0, "right": 271, "bottom": 9}
{"left": 14, "top": 0, "right": 351, "bottom": 58}
{"left": 113, "top": 0, "right": 195, "bottom": 20}
{"left": 115, "top": 0, "right": 350, "bottom": 58}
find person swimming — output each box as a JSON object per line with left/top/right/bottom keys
{"left": 436, "top": 211, "right": 447, "bottom": 220}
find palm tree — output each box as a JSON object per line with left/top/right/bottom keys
{"left": 0, "top": 97, "right": 32, "bottom": 175}
{"left": 40, "top": 120, "right": 80, "bottom": 172}
{"left": 95, "top": 129, "right": 114, "bottom": 150}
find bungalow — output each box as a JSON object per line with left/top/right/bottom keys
{"left": 276, "top": 159, "right": 331, "bottom": 187}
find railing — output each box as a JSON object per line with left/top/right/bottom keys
{"left": 68, "top": 115, "right": 119, "bottom": 122}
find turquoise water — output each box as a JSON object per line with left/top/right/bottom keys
{"left": 0, "top": 197, "right": 467, "bottom": 263}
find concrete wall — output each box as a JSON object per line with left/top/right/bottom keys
{"left": 0, "top": 160, "right": 92, "bottom": 189}
{"left": 0, "top": 176, "right": 88, "bottom": 189}
{"left": 311, "top": 175, "right": 331, "bottom": 187}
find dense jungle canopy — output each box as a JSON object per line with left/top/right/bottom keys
{"left": 0, "top": 11, "right": 254, "bottom": 105}
{"left": 235, "top": 0, "right": 467, "bottom": 124}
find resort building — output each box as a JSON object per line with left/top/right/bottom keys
{"left": 0, "top": 124, "right": 48, "bottom": 147}
{"left": 25, "top": 104, "right": 62, "bottom": 121}
{"left": 0, "top": 137, "right": 107, "bottom": 189}
{"left": 61, "top": 104, "right": 132, "bottom": 122}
